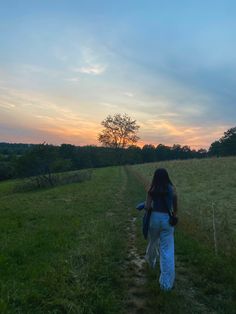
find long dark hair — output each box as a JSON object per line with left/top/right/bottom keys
{"left": 148, "top": 168, "right": 173, "bottom": 197}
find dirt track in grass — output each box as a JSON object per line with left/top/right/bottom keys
{"left": 123, "top": 166, "right": 234, "bottom": 314}
{"left": 124, "top": 211, "right": 216, "bottom": 314}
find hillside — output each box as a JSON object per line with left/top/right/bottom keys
{"left": 0, "top": 158, "right": 235, "bottom": 313}
{"left": 131, "top": 156, "right": 236, "bottom": 256}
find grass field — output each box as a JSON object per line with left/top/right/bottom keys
{"left": 0, "top": 159, "right": 235, "bottom": 313}
{"left": 131, "top": 157, "right": 236, "bottom": 256}
{"left": 126, "top": 165, "right": 236, "bottom": 314}
{"left": 0, "top": 167, "right": 130, "bottom": 313}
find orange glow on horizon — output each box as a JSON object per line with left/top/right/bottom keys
{"left": 0, "top": 87, "right": 228, "bottom": 150}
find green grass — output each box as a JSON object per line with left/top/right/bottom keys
{"left": 131, "top": 157, "right": 236, "bottom": 256}
{"left": 127, "top": 160, "right": 236, "bottom": 313}
{"left": 0, "top": 167, "right": 129, "bottom": 313}
{"left": 1, "top": 159, "right": 236, "bottom": 313}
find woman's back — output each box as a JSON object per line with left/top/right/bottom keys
{"left": 151, "top": 184, "right": 174, "bottom": 213}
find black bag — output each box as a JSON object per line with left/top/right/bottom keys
{"left": 162, "top": 194, "right": 178, "bottom": 227}
{"left": 169, "top": 215, "right": 178, "bottom": 226}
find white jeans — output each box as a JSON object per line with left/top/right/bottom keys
{"left": 145, "top": 211, "right": 175, "bottom": 290}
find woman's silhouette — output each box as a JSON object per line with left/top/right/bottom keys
{"left": 145, "top": 168, "right": 178, "bottom": 290}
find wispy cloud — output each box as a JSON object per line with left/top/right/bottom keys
{"left": 139, "top": 119, "right": 228, "bottom": 148}
{"left": 70, "top": 46, "right": 107, "bottom": 76}
{"left": 73, "top": 64, "right": 106, "bottom": 75}
{"left": 0, "top": 102, "right": 15, "bottom": 109}
{"left": 124, "top": 92, "right": 134, "bottom": 97}
{"left": 0, "top": 85, "right": 230, "bottom": 148}
{"left": 0, "top": 1, "right": 234, "bottom": 148}
{"left": 0, "top": 86, "right": 100, "bottom": 144}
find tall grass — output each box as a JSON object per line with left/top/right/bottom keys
{"left": 1, "top": 159, "right": 235, "bottom": 313}
{"left": 0, "top": 167, "right": 128, "bottom": 313}
{"left": 127, "top": 163, "right": 236, "bottom": 313}
{"left": 131, "top": 157, "right": 236, "bottom": 257}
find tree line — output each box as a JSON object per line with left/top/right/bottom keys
{"left": 0, "top": 142, "right": 209, "bottom": 181}
{"left": 208, "top": 127, "right": 236, "bottom": 157}
{"left": 0, "top": 118, "right": 235, "bottom": 181}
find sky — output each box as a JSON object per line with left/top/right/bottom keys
{"left": 0, "top": 0, "right": 236, "bottom": 149}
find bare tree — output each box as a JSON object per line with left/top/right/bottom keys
{"left": 98, "top": 113, "right": 140, "bottom": 148}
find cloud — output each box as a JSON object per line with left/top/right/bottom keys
{"left": 139, "top": 118, "right": 228, "bottom": 148}
{"left": 0, "top": 96, "right": 16, "bottom": 109}
{"left": 69, "top": 45, "right": 108, "bottom": 76}
{"left": 128, "top": 50, "right": 236, "bottom": 125}
{"left": 73, "top": 64, "right": 106, "bottom": 75}
{"left": 0, "top": 86, "right": 101, "bottom": 145}
{"left": 0, "top": 85, "right": 231, "bottom": 149}
{"left": 124, "top": 92, "right": 134, "bottom": 97}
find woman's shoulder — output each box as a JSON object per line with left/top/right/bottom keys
{"left": 168, "top": 184, "right": 177, "bottom": 195}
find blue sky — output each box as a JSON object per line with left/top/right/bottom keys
{"left": 0, "top": 0, "right": 235, "bottom": 148}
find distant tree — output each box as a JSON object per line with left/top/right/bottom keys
{"left": 59, "top": 144, "right": 76, "bottom": 159}
{"left": 209, "top": 127, "right": 236, "bottom": 156}
{"left": 171, "top": 144, "right": 182, "bottom": 159}
{"left": 59, "top": 144, "right": 77, "bottom": 169}
{"left": 142, "top": 144, "right": 156, "bottom": 162}
{"left": 16, "top": 143, "right": 59, "bottom": 186}
{"left": 98, "top": 113, "right": 140, "bottom": 148}
{"left": 180, "top": 145, "right": 192, "bottom": 159}
{"left": 0, "top": 136, "right": 212, "bottom": 183}
{"left": 197, "top": 148, "right": 208, "bottom": 158}
{"left": 124, "top": 145, "right": 142, "bottom": 164}
{"left": 156, "top": 144, "right": 171, "bottom": 161}
{"left": 209, "top": 140, "right": 222, "bottom": 156}
{"left": 0, "top": 162, "right": 14, "bottom": 181}
{"left": 0, "top": 142, "right": 33, "bottom": 155}
{"left": 219, "top": 127, "right": 236, "bottom": 155}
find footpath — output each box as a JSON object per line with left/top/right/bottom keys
{"left": 122, "top": 166, "right": 235, "bottom": 314}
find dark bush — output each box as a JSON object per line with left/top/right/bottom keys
{"left": 0, "top": 162, "right": 14, "bottom": 181}
{"left": 13, "top": 169, "right": 93, "bottom": 192}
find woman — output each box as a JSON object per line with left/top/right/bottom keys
{"left": 145, "top": 168, "right": 178, "bottom": 291}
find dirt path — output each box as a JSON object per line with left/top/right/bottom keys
{"left": 113, "top": 167, "right": 147, "bottom": 313}
{"left": 122, "top": 166, "right": 233, "bottom": 314}
{"left": 124, "top": 211, "right": 218, "bottom": 314}
{"left": 125, "top": 215, "right": 147, "bottom": 314}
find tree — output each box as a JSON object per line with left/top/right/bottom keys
{"left": 197, "top": 148, "right": 207, "bottom": 158}
{"left": 142, "top": 144, "right": 156, "bottom": 162}
{"left": 209, "top": 127, "right": 236, "bottom": 156}
{"left": 98, "top": 113, "right": 140, "bottom": 148}
{"left": 124, "top": 145, "right": 142, "bottom": 164}
{"left": 0, "top": 161, "right": 14, "bottom": 181}
{"left": 16, "top": 143, "right": 59, "bottom": 186}
{"left": 219, "top": 127, "right": 236, "bottom": 155}
{"left": 156, "top": 144, "right": 171, "bottom": 161}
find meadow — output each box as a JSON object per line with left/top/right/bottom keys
{"left": 0, "top": 167, "right": 131, "bottom": 313}
{"left": 131, "top": 157, "right": 236, "bottom": 257}
{"left": 0, "top": 158, "right": 235, "bottom": 313}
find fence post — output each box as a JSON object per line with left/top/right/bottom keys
{"left": 212, "top": 202, "right": 218, "bottom": 256}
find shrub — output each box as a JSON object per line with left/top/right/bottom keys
{"left": 13, "top": 169, "right": 93, "bottom": 192}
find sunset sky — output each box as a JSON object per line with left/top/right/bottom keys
{"left": 1, "top": 1, "right": 236, "bottom": 149}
